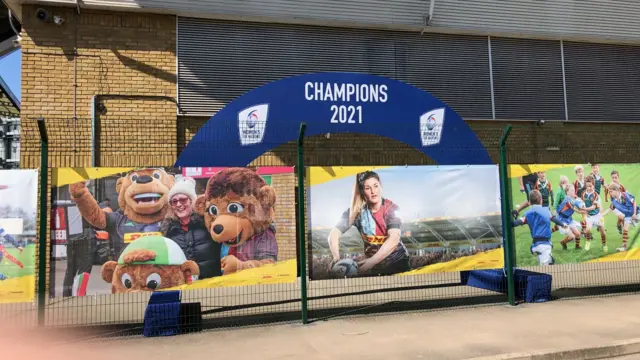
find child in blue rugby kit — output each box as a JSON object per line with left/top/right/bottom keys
{"left": 556, "top": 184, "right": 588, "bottom": 250}
{"left": 0, "top": 227, "right": 24, "bottom": 280}
{"left": 513, "top": 190, "right": 567, "bottom": 265}
{"left": 601, "top": 183, "right": 639, "bottom": 252}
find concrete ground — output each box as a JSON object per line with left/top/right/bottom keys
{"left": 10, "top": 293, "right": 635, "bottom": 360}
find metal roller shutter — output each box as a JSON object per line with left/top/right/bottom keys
{"left": 490, "top": 37, "right": 565, "bottom": 121}
{"left": 177, "top": 17, "right": 492, "bottom": 119}
{"left": 563, "top": 41, "right": 640, "bottom": 122}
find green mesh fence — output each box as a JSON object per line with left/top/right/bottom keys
{"left": 1, "top": 117, "right": 639, "bottom": 337}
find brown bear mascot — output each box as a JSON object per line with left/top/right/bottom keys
{"left": 195, "top": 168, "right": 278, "bottom": 275}
{"left": 69, "top": 168, "right": 175, "bottom": 260}
{"left": 101, "top": 235, "right": 199, "bottom": 293}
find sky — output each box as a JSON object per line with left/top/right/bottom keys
{"left": 309, "top": 165, "right": 501, "bottom": 229}
{"left": 0, "top": 169, "right": 37, "bottom": 210}
{"left": 0, "top": 49, "right": 21, "bottom": 101}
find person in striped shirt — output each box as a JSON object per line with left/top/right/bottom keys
{"left": 581, "top": 176, "right": 607, "bottom": 252}
{"left": 512, "top": 171, "right": 554, "bottom": 219}
{"left": 573, "top": 165, "right": 588, "bottom": 233}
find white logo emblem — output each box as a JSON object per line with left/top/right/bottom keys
{"left": 238, "top": 104, "right": 269, "bottom": 146}
{"left": 420, "top": 108, "right": 445, "bottom": 147}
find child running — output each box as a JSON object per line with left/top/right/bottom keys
{"left": 573, "top": 165, "right": 588, "bottom": 233}
{"left": 605, "top": 169, "right": 627, "bottom": 233}
{"left": 602, "top": 183, "right": 639, "bottom": 252}
{"left": 555, "top": 175, "right": 570, "bottom": 210}
{"left": 589, "top": 164, "right": 606, "bottom": 196}
{"left": 550, "top": 175, "right": 569, "bottom": 234}
{"left": 581, "top": 175, "right": 607, "bottom": 252}
{"left": 513, "top": 190, "right": 567, "bottom": 265}
{"left": 556, "top": 184, "right": 585, "bottom": 250}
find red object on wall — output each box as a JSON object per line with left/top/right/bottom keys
{"left": 182, "top": 167, "right": 293, "bottom": 179}
{"left": 51, "top": 207, "right": 68, "bottom": 244}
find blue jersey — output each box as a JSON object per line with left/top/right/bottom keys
{"left": 610, "top": 192, "right": 636, "bottom": 217}
{"left": 556, "top": 197, "right": 576, "bottom": 224}
{"left": 0, "top": 227, "right": 20, "bottom": 248}
{"left": 514, "top": 205, "right": 563, "bottom": 244}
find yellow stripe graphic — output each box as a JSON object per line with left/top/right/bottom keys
{"left": 307, "top": 166, "right": 393, "bottom": 186}
{"left": 53, "top": 168, "right": 135, "bottom": 187}
{"left": 508, "top": 164, "right": 577, "bottom": 178}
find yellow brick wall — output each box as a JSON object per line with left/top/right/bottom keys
{"left": 270, "top": 173, "right": 297, "bottom": 261}
{"left": 19, "top": 5, "right": 177, "bottom": 306}
{"left": 20, "top": 5, "right": 177, "bottom": 169}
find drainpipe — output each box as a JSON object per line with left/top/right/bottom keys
{"left": 91, "top": 94, "right": 182, "bottom": 167}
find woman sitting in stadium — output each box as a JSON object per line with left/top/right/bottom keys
{"left": 327, "top": 170, "right": 410, "bottom": 276}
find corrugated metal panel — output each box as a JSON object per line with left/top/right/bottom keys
{"left": 73, "top": 0, "right": 429, "bottom": 27}
{"left": 177, "top": 18, "right": 492, "bottom": 119}
{"left": 29, "top": 0, "right": 640, "bottom": 44}
{"left": 564, "top": 41, "right": 640, "bottom": 122}
{"left": 490, "top": 37, "right": 565, "bottom": 121}
{"left": 432, "top": 0, "right": 640, "bottom": 43}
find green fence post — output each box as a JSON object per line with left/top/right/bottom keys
{"left": 499, "top": 124, "right": 516, "bottom": 306}
{"left": 37, "top": 118, "right": 49, "bottom": 326}
{"left": 296, "top": 122, "right": 308, "bottom": 324}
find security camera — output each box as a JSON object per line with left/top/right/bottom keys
{"left": 35, "top": 8, "right": 50, "bottom": 22}
{"left": 536, "top": 119, "right": 545, "bottom": 127}
{"left": 95, "top": 101, "right": 107, "bottom": 114}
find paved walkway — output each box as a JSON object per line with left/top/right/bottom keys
{"left": 4, "top": 294, "right": 640, "bottom": 360}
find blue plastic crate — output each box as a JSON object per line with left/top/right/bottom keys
{"left": 143, "top": 291, "right": 182, "bottom": 337}
{"left": 514, "top": 269, "right": 552, "bottom": 303}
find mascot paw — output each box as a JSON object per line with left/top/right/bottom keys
{"left": 221, "top": 255, "right": 242, "bottom": 275}
{"left": 69, "top": 181, "right": 88, "bottom": 198}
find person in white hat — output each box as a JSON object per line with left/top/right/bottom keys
{"left": 161, "top": 176, "right": 222, "bottom": 279}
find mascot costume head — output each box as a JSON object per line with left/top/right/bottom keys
{"left": 68, "top": 168, "right": 176, "bottom": 294}
{"left": 195, "top": 168, "right": 279, "bottom": 275}
{"left": 101, "top": 235, "right": 199, "bottom": 293}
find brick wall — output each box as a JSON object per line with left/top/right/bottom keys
{"left": 19, "top": 5, "right": 177, "bottom": 304}
{"left": 178, "top": 116, "right": 640, "bottom": 166}
{"left": 270, "top": 173, "right": 297, "bottom": 261}
{"left": 20, "top": 5, "right": 177, "bottom": 168}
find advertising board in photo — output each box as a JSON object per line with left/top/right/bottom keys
{"left": 307, "top": 165, "right": 504, "bottom": 280}
{"left": 50, "top": 167, "right": 297, "bottom": 298}
{"left": 0, "top": 170, "right": 38, "bottom": 304}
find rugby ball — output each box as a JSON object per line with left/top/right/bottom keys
{"left": 574, "top": 199, "right": 585, "bottom": 209}
{"left": 331, "top": 259, "right": 359, "bottom": 278}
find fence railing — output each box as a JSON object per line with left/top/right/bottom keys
{"left": 2, "top": 116, "right": 640, "bottom": 337}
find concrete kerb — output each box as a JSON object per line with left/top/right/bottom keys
{"left": 467, "top": 338, "right": 640, "bottom": 360}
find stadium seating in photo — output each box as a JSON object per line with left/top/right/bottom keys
{"left": 310, "top": 214, "right": 503, "bottom": 280}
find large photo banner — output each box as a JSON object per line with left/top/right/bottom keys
{"left": 308, "top": 165, "right": 504, "bottom": 280}
{"left": 50, "top": 167, "right": 296, "bottom": 297}
{"left": 510, "top": 164, "right": 640, "bottom": 267}
{"left": 0, "top": 170, "right": 37, "bottom": 304}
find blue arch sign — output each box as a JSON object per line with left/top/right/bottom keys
{"left": 175, "top": 72, "right": 491, "bottom": 167}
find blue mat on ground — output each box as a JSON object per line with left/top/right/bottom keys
{"left": 143, "top": 290, "right": 182, "bottom": 337}
{"left": 514, "top": 269, "right": 552, "bottom": 303}
{"left": 460, "top": 269, "right": 508, "bottom": 293}
{"left": 461, "top": 269, "right": 552, "bottom": 303}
